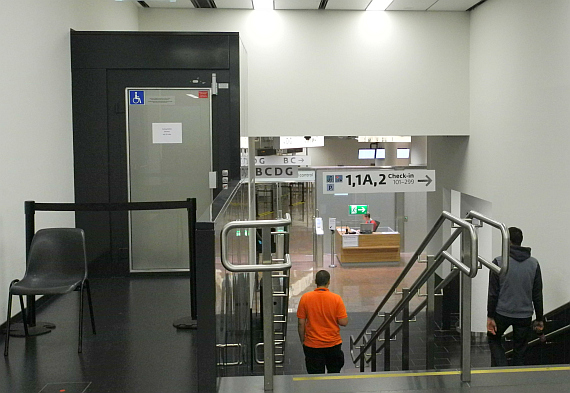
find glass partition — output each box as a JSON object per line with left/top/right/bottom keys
{"left": 204, "top": 180, "right": 256, "bottom": 377}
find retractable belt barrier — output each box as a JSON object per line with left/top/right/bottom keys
{"left": 23, "top": 199, "right": 197, "bottom": 329}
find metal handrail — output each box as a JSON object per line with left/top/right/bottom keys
{"left": 219, "top": 213, "right": 292, "bottom": 392}
{"left": 506, "top": 324, "right": 570, "bottom": 355}
{"left": 367, "top": 268, "right": 460, "bottom": 363}
{"left": 351, "top": 246, "right": 451, "bottom": 364}
{"left": 466, "top": 211, "right": 510, "bottom": 277}
{"left": 350, "top": 210, "right": 511, "bottom": 383}
{"left": 353, "top": 211, "right": 476, "bottom": 345}
{"left": 220, "top": 214, "right": 292, "bottom": 272}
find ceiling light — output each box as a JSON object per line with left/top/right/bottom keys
{"left": 366, "top": 0, "right": 392, "bottom": 11}
{"left": 253, "top": 0, "right": 274, "bottom": 10}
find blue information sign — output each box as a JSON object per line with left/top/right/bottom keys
{"left": 129, "top": 90, "right": 145, "bottom": 105}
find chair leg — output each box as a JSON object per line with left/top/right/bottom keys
{"left": 4, "top": 280, "right": 25, "bottom": 356}
{"left": 85, "top": 279, "right": 96, "bottom": 334}
{"left": 78, "top": 284, "right": 85, "bottom": 353}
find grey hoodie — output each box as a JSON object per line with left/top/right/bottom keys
{"left": 487, "top": 245, "right": 543, "bottom": 321}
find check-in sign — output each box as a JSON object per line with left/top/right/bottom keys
{"left": 323, "top": 170, "right": 435, "bottom": 194}
{"left": 240, "top": 155, "right": 311, "bottom": 166}
{"left": 256, "top": 166, "right": 298, "bottom": 179}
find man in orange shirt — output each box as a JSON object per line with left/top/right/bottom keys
{"left": 297, "top": 270, "right": 349, "bottom": 374}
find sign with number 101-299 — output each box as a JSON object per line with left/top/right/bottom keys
{"left": 323, "top": 170, "right": 435, "bottom": 194}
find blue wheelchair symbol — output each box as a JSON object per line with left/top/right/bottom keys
{"left": 129, "top": 90, "right": 145, "bottom": 105}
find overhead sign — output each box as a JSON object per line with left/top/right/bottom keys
{"left": 255, "top": 166, "right": 299, "bottom": 179}
{"left": 349, "top": 205, "right": 368, "bottom": 215}
{"left": 240, "top": 155, "right": 311, "bottom": 166}
{"left": 256, "top": 155, "right": 311, "bottom": 166}
{"left": 255, "top": 170, "right": 315, "bottom": 183}
{"left": 323, "top": 170, "right": 435, "bottom": 194}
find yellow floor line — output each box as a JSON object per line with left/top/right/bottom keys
{"left": 293, "top": 366, "right": 570, "bottom": 382}
{"left": 472, "top": 366, "right": 570, "bottom": 374}
{"left": 294, "top": 371, "right": 460, "bottom": 381}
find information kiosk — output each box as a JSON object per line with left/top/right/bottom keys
{"left": 334, "top": 226, "right": 400, "bottom": 264}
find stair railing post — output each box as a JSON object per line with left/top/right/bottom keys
{"left": 371, "top": 329, "right": 377, "bottom": 372}
{"left": 384, "top": 312, "right": 391, "bottom": 371}
{"left": 426, "top": 255, "right": 436, "bottom": 369}
{"left": 262, "top": 226, "right": 275, "bottom": 391}
{"left": 402, "top": 288, "right": 410, "bottom": 370}
{"left": 460, "top": 227, "right": 473, "bottom": 382}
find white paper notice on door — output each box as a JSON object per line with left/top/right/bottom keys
{"left": 152, "top": 123, "right": 182, "bottom": 144}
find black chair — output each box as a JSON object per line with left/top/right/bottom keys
{"left": 4, "top": 228, "right": 96, "bottom": 356}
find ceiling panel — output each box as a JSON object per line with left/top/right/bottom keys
{"left": 428, "top": 0, "right": 482, "bottom": 11}
{"left": 135, "top": 0, "right": 483, "bottom": 10}
{"left": 215, "top": 0, "right": 254, "bottom": 8}
{"left": 326, "top": 0, "right": 372, "bottom": 10}
{"left": 143, "top": 0, "right": 196, "bottom": 8}
{"left": 387, "top": 0, "right": 436, "bottom": 11}
{"left": 274, "top": 0, "right": 321, "bottom": 10}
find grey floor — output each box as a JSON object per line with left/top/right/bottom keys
{"left": 219, "top": 367, "right": 570, "bottom": 393}
{"left": 0, "top": 277, "right": 197, "bottom": 393}
{"left": 2, "top": 277, "right": 569, "bottom": 393}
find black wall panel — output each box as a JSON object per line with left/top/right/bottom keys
{"left": 71, "top": 32, "right": 231, "bottom": 70}
{"left": 72, "top": 68, "right": 113, "bottom": 272}
{"left": 71, "top": 31, "right": 241, "bottom": 276}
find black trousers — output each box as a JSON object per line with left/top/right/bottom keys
{"left": 488, "top": 313, "right": 532, "bottom": 367}
{"left": 303, "top": 344, "right": 345, "bottom": 374}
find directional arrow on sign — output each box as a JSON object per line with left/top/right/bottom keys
{"left": 357, "top": 206, "right": 367, "bottom": 213}
{"left": 418, "top": 175, "right": 432, "bottom": 186}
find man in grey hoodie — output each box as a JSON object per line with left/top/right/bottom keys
{"left": 487, "top": 226, "right": 544, "bottom": 366}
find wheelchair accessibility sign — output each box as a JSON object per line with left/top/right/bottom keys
{"left": 129, "top": 90, "right": 145, "bottom": 105}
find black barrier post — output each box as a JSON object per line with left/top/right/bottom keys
{"left": 24, "top": 201, "right": 36, "bottom": 325}
{"left": 173, "top": 197, "right": 198, "bottom": 329}
{"left": 196, "top": 222, "right": 216, "bottom": 392}
{"left": 13, "top": 199, "right": 199, "bottom": 336}
{"left": 8, "top": 201, "right": 54, "bottom": 337}
{"left": 189, "top": 198, "right": 197, "bottom": 321}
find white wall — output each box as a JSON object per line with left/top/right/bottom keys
{"left": 469, "top": 0, "right": 570, "bottom": 314}
{"left": 3, "top": 0, "right": 565, "bottom": 336}
{"left": 429, "top": 0, "right": 570, "bottom": 323}
{"left": 0, "top": 0, "right": 138, "bottom": 323}
{"left": 138, "top": 9, "right": 470, "bottom": 138}
{"left": 308, "top": 138, "right": 365, "bottom": 166}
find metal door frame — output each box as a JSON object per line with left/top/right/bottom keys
{"left": 125, "top": 87, "right": 213, "bottom": 272}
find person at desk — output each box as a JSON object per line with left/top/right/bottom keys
{"left": 363, "top": 213, "right": 379, "bottom": 232}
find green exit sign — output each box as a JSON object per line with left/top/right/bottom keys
{"left": 349, "top": 205, "right": 368, "bottom": 215}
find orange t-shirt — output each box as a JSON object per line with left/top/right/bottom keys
{"left": 297, "top": 288, "right": 347, "bottom": 348}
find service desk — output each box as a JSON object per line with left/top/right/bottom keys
{"left": 334, "top": 227, "right": 400, "bottom": 264}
